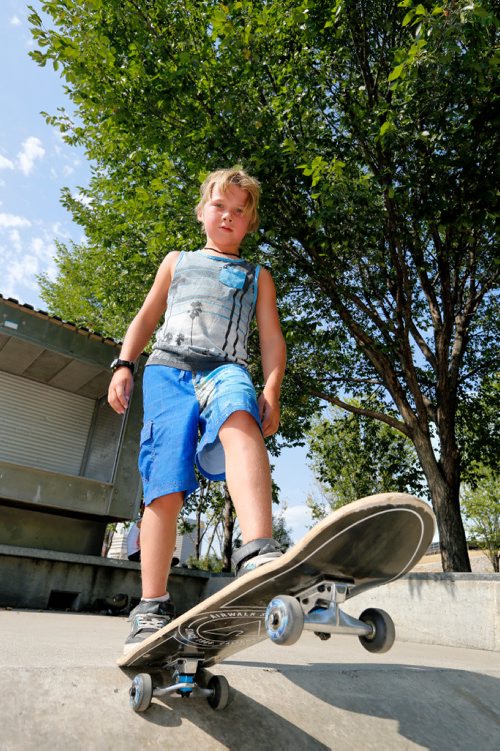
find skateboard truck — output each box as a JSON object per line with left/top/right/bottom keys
{"left": 265, "top": 578, "right": 396, "bottom": 653}
{"left": 129, "top": 656, "right": 230, "bottom": 713}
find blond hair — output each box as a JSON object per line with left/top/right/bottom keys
{"left": 196, "top": 167, "right": 261, "bottom": 233}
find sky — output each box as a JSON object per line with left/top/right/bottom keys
{"left": 0, "top": 0, "right": 317, "bottom": 543}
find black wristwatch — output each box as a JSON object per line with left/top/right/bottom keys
{"left": 110, "top": 358, "right": 135, "bottom": 375}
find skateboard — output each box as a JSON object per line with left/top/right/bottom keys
{"left": 118, "top": 492, "right": 435, "bottom": 712}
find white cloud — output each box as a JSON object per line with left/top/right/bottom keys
{"left": 5, "top": 254, "right": 39, "bottom": 286}
{"left": 31, "top": 237, "right": 45, "bottom": 255}
{"left": 50, "top": 222, "right": 71, "bottom": 240}
{"left": 280, "top": 503, "right": 314, "bottom": 543}
{"left": 10, "top": 16, "right": 22, "bottom": 26}
{"left": 0, "top": 225, "right": 58, "bottom": 303}
{"left": 17, "top": 136, "right": 45, "bottom": 176}
{"left": 0, "top": 154, "right": 15, "bottom": 171}
{"left": 8, "top": 230, "right": 23, "bottom": 253}
{"left": 0, "top": 213, "right": 31, "bottom": 229}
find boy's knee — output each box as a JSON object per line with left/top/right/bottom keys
{"left": 220, "top": 410, "right": 258, "bottom": 434}
{"left": 147, "top": 492, "right": 184, "bottom": 514}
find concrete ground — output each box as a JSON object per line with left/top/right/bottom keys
{"left": 1, "top": 609, "right": 499, "bottom": 751}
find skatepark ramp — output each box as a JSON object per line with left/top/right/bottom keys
{"left": 1, "top": 610, "right": 499, "bottom": 750}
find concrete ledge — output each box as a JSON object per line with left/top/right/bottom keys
{"left": 0, "top": 545, "right": 230, "bottom": 616}
{"left": 343, "top": 573, "right": 500, "bottom": 652}
{"left": 2, "top": 547, "right": 498, "bottom": 652}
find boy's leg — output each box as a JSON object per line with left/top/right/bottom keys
{"left": 124, "top": 491, "right": 183, "bottom": 653}
{"left": 139, "top": 492, "right": 184, "bottom": 598}
{"left": 218, "top": 410, "right": 273, "bottom": 543}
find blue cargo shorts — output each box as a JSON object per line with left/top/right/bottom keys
{"left": 138, "top": 363, "right": 261, "bottom": 505}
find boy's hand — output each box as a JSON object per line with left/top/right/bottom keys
{"left": 108, "top": 368, "right": 134, "bottom": 414}
{"left": 258, "top": 391, "right": 280, "bottom": 437}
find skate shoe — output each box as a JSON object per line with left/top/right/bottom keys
{"left": 232, "top": 538, "right": 283, "bottom": 577}
{"left": 124, "top": 598, "right": 175, "bottom": 654}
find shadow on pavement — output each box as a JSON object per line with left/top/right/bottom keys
{"left": 142, "top": 688, "right": 330, "bottom": 750}
{"left": 225, "top": 659, "right": 500, "bottom": 751}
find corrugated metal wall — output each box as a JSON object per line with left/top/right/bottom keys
{"left": 0, "top": 370, "right": 94, "bottom": 476}
{"left": 82, "top": 396, "right": 122, "bottom": 483}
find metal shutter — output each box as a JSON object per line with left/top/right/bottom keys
{"left": 0, "top": 369, "right": 94, "bottom": 476}
{"left": 81, "top": 396, "right": 122, "bottom": 483}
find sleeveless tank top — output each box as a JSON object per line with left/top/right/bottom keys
{"left": 147, "top": 250, "right": 261, "bottom": 371}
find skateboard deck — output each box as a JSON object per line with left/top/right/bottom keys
{"left": 119, "top": 493, "right": 435, "bottom": 710}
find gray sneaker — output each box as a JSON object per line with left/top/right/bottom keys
{"left": 124, "top": 598, "right": 175, "bottom": 653}
{"left": 232, "top": 538, "right": 283, "bottom": 577}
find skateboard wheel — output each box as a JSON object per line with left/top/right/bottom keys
{"left": 129, "top": 673, "right": 153, "bottom": 712}
{"left": 265, "top": 595, "right": 304, "bottom": 646}
{"left": 358, "top": 608, "right": 396, "bottom": 653}
{"left": 207, "top": 675, "right": 230, "bottom": 710}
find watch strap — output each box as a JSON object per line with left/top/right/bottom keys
{"left": 111, "top": 358, "right": 135, "bottom": 374}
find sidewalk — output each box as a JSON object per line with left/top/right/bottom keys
{"left": 1, "top": 609, "right": 499, "bottom": 750}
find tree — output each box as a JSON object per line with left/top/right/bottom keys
{"left": 458, "top": 373, "right": 500, "bottom": 485}
{"left": 181, "top": 476, "right": 284, "bottom": 571}
{"left": 272, "top": 508, "right": 294, "bottom": 552}
{"left": 179, "top": 476, "right": 233, "bottom": 564}
{"left": 29, "top": 1, "right": 499, "bottom": 570}
{"left": 461, "top": 465, "right": 499, "bottom": 572}
{"left": 307, "top": 405, "right": 428, "bottom": 513}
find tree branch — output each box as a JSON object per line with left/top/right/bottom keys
{"left": 308, "top": 387, "right": 410, "bottom": 437}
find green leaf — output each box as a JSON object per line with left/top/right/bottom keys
{"left": 27, "top": 9, "right": 42, "bottom": 28}
{"left": 379, "top": 120, "right": 396, "bottom": 136}
{"left": 402, "top": 10, "right": 415, "bottom": 26}
{"left": 388, "top": 64, "right": 405, "bottom": 81}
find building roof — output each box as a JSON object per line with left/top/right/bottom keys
{"left": 0, "top": 293, "right": 119, "bottom": 348}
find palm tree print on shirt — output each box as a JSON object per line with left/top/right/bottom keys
{"left": 190, "top": 301, "right": 202, "bottom": 343}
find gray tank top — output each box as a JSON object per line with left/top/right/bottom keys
{"left": 147, "top": 250, "right": 261, "bottom": 371}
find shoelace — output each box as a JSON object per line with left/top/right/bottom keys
{"left": 133, "top": 614, "right": 170, "bottom": 631}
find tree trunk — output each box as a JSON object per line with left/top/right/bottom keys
{"left": 431, "top": 479, "right": 471, "bottom": 572}
{"left": 412, "top": 430, "right": 471, "bottom": 572}
{"left": 222, "top": 484, "right": 235, "bottom": 573}
{"left": 196, "top": 505, "right": 202, "bottom": 561}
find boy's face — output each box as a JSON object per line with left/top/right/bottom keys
{"left": 198, "top": 183, "right": 251, "bottom": 253}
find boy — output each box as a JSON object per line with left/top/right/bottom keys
{"left": 108, "top": 168, "right": 286, "bottom": 652}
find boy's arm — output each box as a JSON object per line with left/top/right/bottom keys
{"left": 255, "top": 267, "right": 287, "bottom": 437}
{"left": 108, "top": 252, "right": 179, "bottom": 414}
